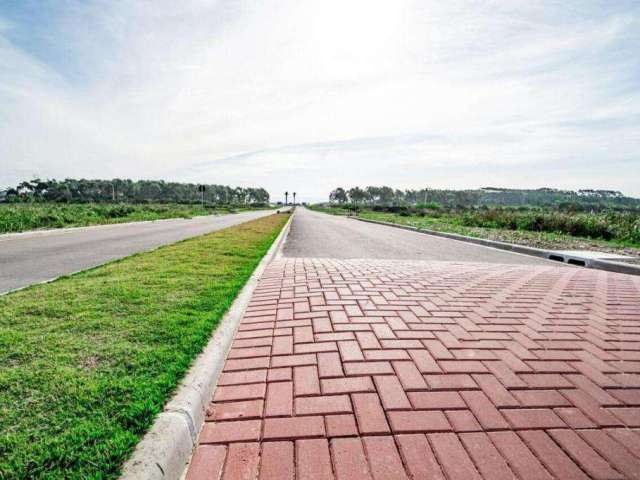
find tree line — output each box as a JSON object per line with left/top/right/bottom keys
{"left": 328, "top": 186, "right": 640, "bottom": 209}
{"left": 2, "top": 178, "right": 270, "bottom": 205}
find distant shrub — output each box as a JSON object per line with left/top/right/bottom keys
{"left": 415, "top": 202, "right": 442, "bottom": 210}
{"left": 455, "top": 208, "right": 638, "bottom": 244}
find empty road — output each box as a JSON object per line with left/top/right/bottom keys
{"left": 283, "top": 207, "right": 556, "bottom": 264}
{"left": 0, "top": 209, "right": 280, "bottom": 293}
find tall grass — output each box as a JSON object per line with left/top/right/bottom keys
{"left": 456, "top": 209, "right": 640, "bottom": 244}
{"left": 317, "top": 204, "right": 640, "bottom": 247}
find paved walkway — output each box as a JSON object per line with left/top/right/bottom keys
{"left": 185, "top": 258, "right": 640, "bottom": 479}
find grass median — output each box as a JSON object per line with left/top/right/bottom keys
{"left": 0, "top": 213, "right": 289, "bottom": 479}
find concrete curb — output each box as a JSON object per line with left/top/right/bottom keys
{"left": 120, "top": 212, "right": 293, "bottom": 480}
{"left": 352, "top": 216, "right": 640, "bottom": 276}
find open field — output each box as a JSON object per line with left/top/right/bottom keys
{"left": 311, "top": 205, "right": 640, "bottom": 257}
{"left": 0, "top": 203, "right": 267, "bottom": 234}
{"left": 0, "top": 213, "right": 288, "bottom": 479}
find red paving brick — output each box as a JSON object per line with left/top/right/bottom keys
{"left": 264, "top": 381, "right": 292, "bottom": 417}
{"left": 295, "top": 394, "right": 351, "bottom": 415}
{"left": 224, "top": 443, "right": 259, "bottom": 480}
{"left": 352, "top": 392, "right": 390, "bottom": 434}
{"left": 396, "top": 434, "right": 446, "bottom": 480}
{"left": 186, "top": 258, "right": 640, "bottom": 479}
{"left": 363, "top": 436, "right": 408, "bottom": 480}
{"left": 326, "top": 413, "right": 359, "bottom": 437}
{"left": 185, "top": 445, "right": 226, "bottom": 480}
{"left": 429, "top": 432, "right": 482, "bottom": 480}
{"left": 263, "top": 415, "right": 325, "bottom": 440}
{"left": 459, "top": 432, "right": 515, "bottom": 480}
{"left": 258, "top": 441, "right": 294, "bottom": 480}
{"left": 331, "top": 437, "right": 372, "bottom": 480}
{"left": 296, "top": 439, "right": 333, "bottom": 480}
{"left": 207, "top": 399, "right": 263, "bottom": 421}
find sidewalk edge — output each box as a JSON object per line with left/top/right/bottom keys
{"left": 119, "top": 212, "right": 293, "bottom": 480}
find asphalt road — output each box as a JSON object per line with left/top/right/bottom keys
{"left": 0, "top": 209, "right": 279, "bottom": 294}
{"left": 283, "top": 207, "right": 557, "bottom": 265}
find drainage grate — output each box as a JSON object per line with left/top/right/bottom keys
{"left": 547, "top": 254, "right": 588, "bottom": 267}
{"left": 567, "top": 259, "right": 586, "bottom": 266}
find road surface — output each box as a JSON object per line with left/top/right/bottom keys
{"left": 283, "top": 207, "right": 555, "bottom": 264}
{"left": 0, "top": 209, "right": 280, "bottom": 294}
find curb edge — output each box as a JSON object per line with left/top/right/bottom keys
{"left": 119, "top": 211, "right": 294, "bottom": 480}
{"left": 351, "top": 216, "right": 640, "bottom": 276}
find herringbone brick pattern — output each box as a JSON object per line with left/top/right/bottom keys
{"left": 186, "top": 259, "right": 640, "bottom": 479}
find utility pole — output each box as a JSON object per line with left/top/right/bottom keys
{"left": 198, "top": 185, "right": 206, "bottom": 208}
{"left": 293, "top": 192, "right": 297, "bottom": 205}
{"left": 285, "top": 191, "right": 289, "bottom": 205}
{"left": 112, "top": 182, "right": 116, "bottom": 202}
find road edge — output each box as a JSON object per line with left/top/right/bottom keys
{"left": 119, "top": 212, "right": 293, "bottom": 480}
{"left": 352, "top": 216, "right": 640, "bottom": 276}
{"left": 0, "top": 210, "right": 280, "bottom": 296}
{"left": 0, "top": 209, "right": 278, "bottom": 241}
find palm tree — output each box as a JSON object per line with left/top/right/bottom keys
{"left": 285, "top": 191, "right": 289, "bottom": 205}
{"left": 293, "top": 192, "right": 297, "bottom": 205}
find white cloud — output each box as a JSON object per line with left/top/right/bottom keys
{"left": 0, "top": 0, "right": 639, "bottom": 202}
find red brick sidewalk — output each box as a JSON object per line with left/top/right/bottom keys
{"left": 185, "top": 259, "right": 640, "bottom": 479}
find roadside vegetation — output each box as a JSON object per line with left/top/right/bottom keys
{"left": 2, "top": 178, "right": 270, "bottom": 204}
{"left": 0, "top": 202, "right": 268, "bottom": 234}
{"left": 0, "top": 177, "right": 274, "bottom": 233}
{"left": 314, "top": 185, "right": 640, "bottom": 257}
{"left": 0, "top": 213, "right": 288, "bottom": 479}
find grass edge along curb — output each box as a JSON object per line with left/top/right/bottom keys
{"left": 120, "top": 212, "right": 293, "bottom": 480}
{"left": 0, "top": 213, "right": 289, "bottom": 479}
{"left": 352, "top": 216, "right": 640, "bottom": 276}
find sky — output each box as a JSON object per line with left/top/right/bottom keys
{"left": 1, "top": 0, "right": 639, "bottom": 202}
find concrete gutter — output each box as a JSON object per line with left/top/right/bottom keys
{"left": 120, "top": 212, "right": 293, "bottom": 480}
{"left": 352, "top": 216, "right": 640, "bottom": 277}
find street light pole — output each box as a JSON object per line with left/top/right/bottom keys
{"left": 198, "top": 185, "right": 206, "bottom": 208}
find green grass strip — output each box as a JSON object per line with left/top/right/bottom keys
{"left": 0, "top": 213, "right": 289, "bottom": 479}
